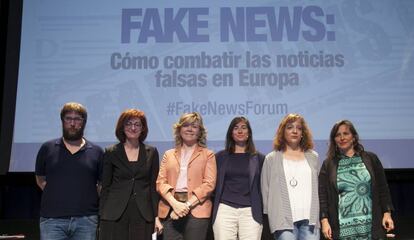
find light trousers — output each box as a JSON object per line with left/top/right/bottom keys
{"left": 213, "top": 203, "right": 262, "bottom": 240}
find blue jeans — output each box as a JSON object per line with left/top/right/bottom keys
{"left": 274, "top": 220, "right": 319, "bottom": 240}
{"left": 40, "top": 215, "right": 98, "bottom": 240}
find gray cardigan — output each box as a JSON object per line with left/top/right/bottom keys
{"left": 261, "top": 150, "right": 320, "bottom": 234}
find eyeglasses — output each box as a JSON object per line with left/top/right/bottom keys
{"left": 125, "top": 122, "right": 142, "bottom": 129}
{"left": 182, "top": 122, "right": 200, "bottom": 129}
{"left": 63, "top": 116, "right": 84, "bottom": 124}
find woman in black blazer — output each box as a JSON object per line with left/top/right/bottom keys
{"left": 99, "top": 109, "right": 162, "bottom": 240}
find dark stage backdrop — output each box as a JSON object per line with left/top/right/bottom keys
{"left": 1, "top": 173, "right": 414, "bottom": 239}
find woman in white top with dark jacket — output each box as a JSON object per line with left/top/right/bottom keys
{"left": 261, "top": 113, "right": 320, "bottom": 240}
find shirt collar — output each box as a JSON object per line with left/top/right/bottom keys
{"left": 55, "top": 137, "right": 91, "bottom": 149}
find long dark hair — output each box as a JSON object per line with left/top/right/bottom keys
{"left": 225, "top": 116, "right": 256, "bottom": 154}
{"left": 327, "top": 119, "right": 364, "bottom": 161}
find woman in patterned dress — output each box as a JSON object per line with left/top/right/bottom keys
{"left": 319, "top": 120, "right": 394, "bottom": 239}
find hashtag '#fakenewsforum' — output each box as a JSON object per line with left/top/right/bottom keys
{"left": 166, "top": 102, "right": 175, "bottom": 115}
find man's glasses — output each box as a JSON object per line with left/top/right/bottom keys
{"left": 63, "top": 116, "right": 84, "bottom": 124}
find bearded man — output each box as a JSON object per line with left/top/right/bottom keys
{"left": 35, "top": 102, "right": 103, "bottom": 240}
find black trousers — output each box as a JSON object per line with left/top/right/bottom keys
{"left": 162, "top": 214, "right": 209, "bottom": 240}
{"left": 99, "top": 198, "right": 154, "bottom": 240}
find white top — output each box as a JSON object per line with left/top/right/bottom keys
{"left": 283, "top": 158, "right": 312, "bottom": 222}
{"left": 175, "top": 148, "right": 194, "bottom": 192}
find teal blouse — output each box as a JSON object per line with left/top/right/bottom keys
{"left": 337, "top": 155, "right": 372, "bottom": 239}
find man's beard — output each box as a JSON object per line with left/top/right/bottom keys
{"left": 62, "top": 126, "right": 84, "bottom": 141}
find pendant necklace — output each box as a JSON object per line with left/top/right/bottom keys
{"left": 286, "top": 159, "right": 298, "bottom": 188}
{"left": 289, "top": 177, "right": 298, "bottom": 187}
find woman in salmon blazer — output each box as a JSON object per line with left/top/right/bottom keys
{"left": 156, "top": 112, "right": 217, "bottom": 240}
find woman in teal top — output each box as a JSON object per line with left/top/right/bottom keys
{"left": 337, "top": 154, "right": 372, "bottom": 238}
{"left": 319, "top": 120, "right": 394, "bottom": 239}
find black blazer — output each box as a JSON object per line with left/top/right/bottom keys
{"left": 212, "top": 150, "right": 265, "bottom": 224}
{"left": 99, "top": 143, "right": 159, "bottom": 222}
{"left": 319, "top": 151, "right": 394, "bottom": 239}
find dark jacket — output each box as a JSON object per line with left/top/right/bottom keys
{"left": 319, "top": 151, "right": 394, "bottom": 239}
{"left": 99, "top": 143, "right": 159, "bottom": 222}
{"left": 212, "top": 150, "right": 265, "bottom": 224}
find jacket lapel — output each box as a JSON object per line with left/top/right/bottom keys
{"left": 173, "top": 148, "right": 181, "bottom": 167}
{"left": 188, "top": 145, "right": 201, "bottom": 166}
{"left": 138, "top": 143, "right": 148, "bottom": 165}
{"left": 361, "top": 152, "right": 375, "bottom": 182}
{"left": 330, "top": 158, "right": 339, "bottom": 193}
{"left": 248, "top": 154, "right": 258, "bottom": 189}
{"left": 114, "top": 143, "right": 134, "bottom": 176}
{"left": 218, "top": 152, "right": 229, "bottom": 192}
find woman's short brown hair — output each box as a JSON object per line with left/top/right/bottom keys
{"left": 115, "top": 109, "right": 148, "bottom": 143}
{"left": 273, "top": 113, "right": 314, "bottom": 151}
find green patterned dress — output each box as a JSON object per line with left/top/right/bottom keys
{"left": 337, "top": 155, "right": 372, "bottom": 239}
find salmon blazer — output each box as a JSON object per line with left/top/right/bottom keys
{"left": 157, "top": 145, "right": 217, "bottom": 218}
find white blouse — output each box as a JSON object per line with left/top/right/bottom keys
{"left": 283, "top": 158, "right": 312, "bottom": 223}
